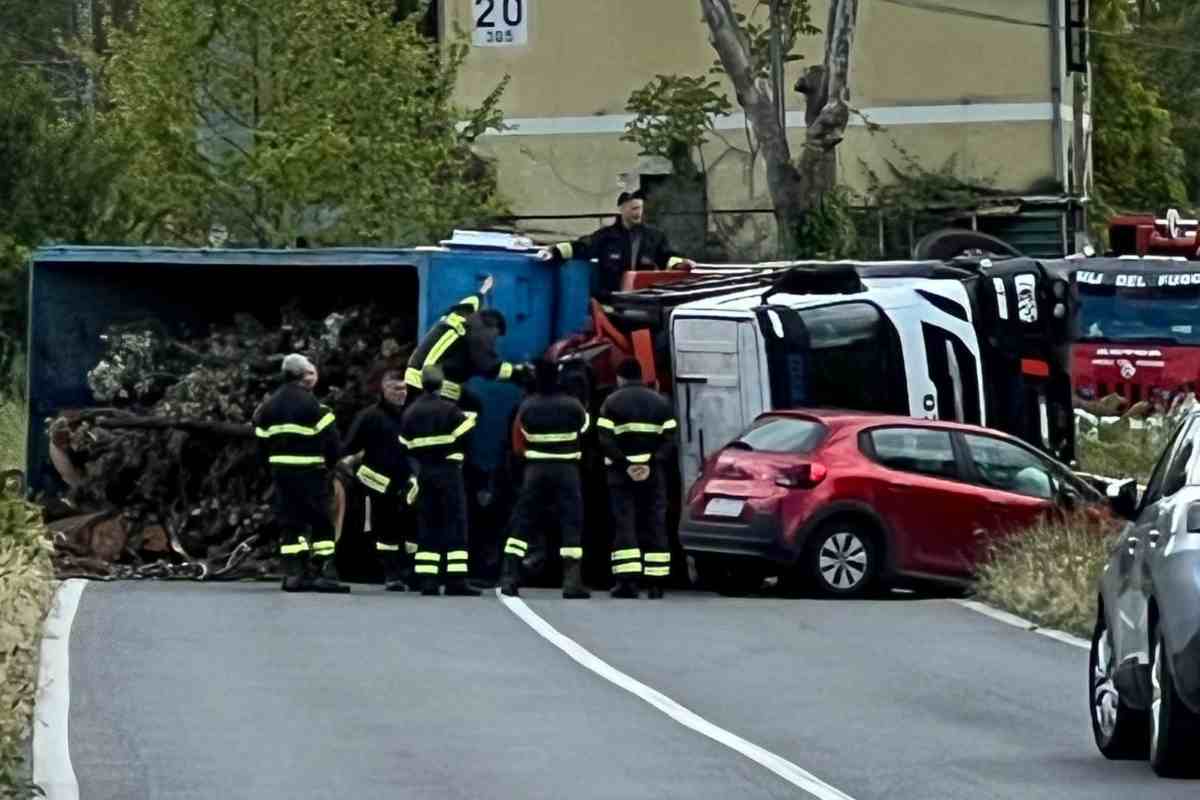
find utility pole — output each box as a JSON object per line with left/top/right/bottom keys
{"left": 769, "top": 0, "right": 786, "bottom": 134}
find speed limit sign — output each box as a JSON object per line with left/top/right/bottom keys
{"left": 473, "top": 0, "right": 528, "bottom": 47}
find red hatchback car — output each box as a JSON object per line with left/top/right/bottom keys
{"left": 679, "top": 409, "right": 1103, "bottom": 596}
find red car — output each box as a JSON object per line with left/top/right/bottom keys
{"left": 679, "top": 410, "right": 1103, "bottom": 596}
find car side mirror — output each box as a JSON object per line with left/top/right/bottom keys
{"left": 1107, "top": 479, "right": 1140, "bottom": 520}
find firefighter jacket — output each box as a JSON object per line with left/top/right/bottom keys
{"left": 400, "top": 393, "right": 477, "bottom": 466}
{"left": 597, "top": 384, "right": 678, "bottom": 467}
{"left": 517, "top": 392, "right": 591, "bottom": 462}
{"left": 254, "top": 382, "right": 340, "bottom": 471}
{"left": 342, "top": 400, "right": 419, "bottom": 504}
{"left": 552, "top": 221, "right": 685, "bottom": 299}
{"left": 405, "top": 293, "right": 516, "bottom": 402}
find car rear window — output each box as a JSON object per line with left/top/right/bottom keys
{"left": 732, "top": 416, "right": 827, "bottom": 453}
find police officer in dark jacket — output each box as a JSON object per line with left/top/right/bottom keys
{"left": 500, "top": 360, "right": 592, "bottom": 599}
{"left": 341, "top": 366, "right": 419, "bottom": 591}
{"left": 539, "top": 190, "right": 695, "bottom": 301}
{"left": 597, "top": 358, "right": 678, "bottom": 599}
{"left": 400, "top": 365, "right": 481, "bottom": 597}
{"left": 254, "top": 353, "right": 349, "bottom": 593}
{"left": 405, "top": 274, "right": 531, "bottom": 407}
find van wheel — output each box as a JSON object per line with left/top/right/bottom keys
{"left": 804, "top": 521, "right": 878, "bottom": 597}
{"left": 1089, "top": 609, "right": 1148, "bottom": 760}
{"left": 1150, "top": 630, "right": 1200, "bottom": 777}
{"left": 693, "top": 555, "right": 767, "bottom": 596}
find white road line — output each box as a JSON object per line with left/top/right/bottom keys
{"left": 952, "top": 599, "right": 1089, "bottom": 650}
{"left": 33, "top": 579, "right": 87, "bottom": 800}
{"left": 497, "top": 590, "right": 855, "bottom": 800}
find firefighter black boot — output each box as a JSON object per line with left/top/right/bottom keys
{"left": 380, "top": 550, "right": 407, "bottom": 592}
{"left": 499, "top": 553, "right": 522, "bottom": 597}
{"left": 647, "top": 582, "right": 665, "bottom": 600}
{"left": 307, "top": 557, "right": 351, "bottom": 594}
{"left": 610, "top": 576, "right": 640, "bottom": 599}
{"left": 561, "top": 558, "right": 591, "bottom": 599}
{"left": 281, "top": 554, "right": 308, "bottom": 592}
{"left": 419, "top": 574, "right": 441, "bottom": 596}
{"left": 444, "top": 576, "right": 483, "bottom": 597}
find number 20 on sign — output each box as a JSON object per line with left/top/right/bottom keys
{"left": 474, "top": 0, "right": 528, "bottom": 46}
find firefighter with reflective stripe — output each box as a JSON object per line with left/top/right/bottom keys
{"left": 537, "top": 191, "right": 695, "bottom": 301}
{"left": 341, "top": 367, "right": 420, "bottom": 591}
{"left": 400, "top": 365, "right": 481, "bottom": 597}
{"left": 254, "top": 353, "right": 348, "bottom": 593}
{"left": 405, "top": 274, "right": 530, "bottom": 406}
{"left": 597, "top": 358, "right": 678, "bottom": 599}
{"left": 500, "top": 360, "right": 592, "bottom": 599}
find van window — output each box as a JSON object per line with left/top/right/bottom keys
{"left": 786, "top": 303, "right": 908, "bottom": 414}
{"left": 731, "top": 416, "right": 827, "bottom": 453}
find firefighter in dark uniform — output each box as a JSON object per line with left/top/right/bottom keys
{"left": 405, "top": 274, "right": 530, "bottom": 407}
{"left": 597, "top": 358, "right": 678, "bottom": 599}
{"left": 341, "top": 366, "right": 420, "bottom": 591}
{"left": 499, "top": 360, "right": 592, "bottom": 599}
{"left": 538, "top": 190, "right": 695, "bottom": 301}
{"left": 254, "top": 353, "right": 349, "bottom": 593}
{"left": 400, "top": 365, "right": 481, "bottom": 597}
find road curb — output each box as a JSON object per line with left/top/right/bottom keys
{"left": 951, "top": 599, "right": 1090, "bottom": 650}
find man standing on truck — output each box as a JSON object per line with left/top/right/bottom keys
{"left": 499, "top": 359, "right": 592, "bottom": 599}
{"left": 596, "top": 358, "right": 678, "bottom": 599}
{"left": 341, "top": 365, "right": 419, "bottom": 591}
{"left": 537, "top": 190, "right": 696, "bottom": 301}
{"left": 400, "top": 365, "right": 481, "bottom": 597}
{"left": 254, "top": 353, "right": 349, "bottom": 594}
{"left": 405, "top": 274, "right": 532, "bottom": 409}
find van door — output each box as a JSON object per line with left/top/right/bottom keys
{"left": 671, "top": 316, "right": 765, "bottom": 489}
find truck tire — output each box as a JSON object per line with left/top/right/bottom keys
{"left": 913, "top": 229, "right": 1024, "bottom": 261}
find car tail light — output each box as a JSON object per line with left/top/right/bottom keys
{"left": 775, "top": 463, "right": 827, "bottom": 488}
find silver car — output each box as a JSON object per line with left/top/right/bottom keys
{"left": 1090, "top": 413, "right": 1200, "bottom": 778}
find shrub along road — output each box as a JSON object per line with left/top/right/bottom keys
{"left": 46, "top": 583, "right": 1198, "bottom": 799}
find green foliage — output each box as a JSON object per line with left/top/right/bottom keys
{"left": 622, "top": 75, "right": 732, "bottom": 167}
{"left": 1091, "top": 0, "right": 1187, "bottom": 215}
{"left": 707, "top": 0, "right": 821, "bottom": 83}
{"left": 795, "top": 185, "right": 861, "bottom": 259}
{"left": 103, "top": 0, "right": 509, "bottom": 246}
{"left": 0, "top": 493, "right": 54, "bottom": 797}
{"left": 861, "top": 149, "right": 1001, "bottom": 216}
{"left": 1135, "top": 0, "right": 1200, "bottom": 202}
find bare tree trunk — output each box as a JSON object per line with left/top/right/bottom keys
{"left": 700, "top": 0, "right": 804, "bottom": 254}
{"left": 702, "top": 0, "right": 858, "bottom": 257}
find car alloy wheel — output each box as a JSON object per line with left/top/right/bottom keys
{"left": 1151, "top": 640, "right": 1163, "bottom": 764}
{"left": 817, "top": 530, "right": 869, "bottom": 593}
{"left": 1088, "top": 610, "right": 1147, "bottom": 759}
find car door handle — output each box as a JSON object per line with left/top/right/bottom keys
{"left": 1127, "top": 535, "right": 1140, "bottom": 555}
{"left": 1148, "top": 529, "right": 1161, "bottom": 548}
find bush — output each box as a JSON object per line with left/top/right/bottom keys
{"left": 1076, "top": 418, "right": 1168, "bottom": 484}
{"left": 0, "top": 497, "right": 54, "bottom": 796}
{"left": 974, "top": 510, "right": 1121, "bottom": 638}
{"left": 0, "top": 398, "right": 25, "bottom": 473}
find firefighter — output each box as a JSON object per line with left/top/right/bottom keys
{"left": 254, "top": 353, "right": 349, "bottom": 593}
{"left": 597, "top": 358, "right": 678, "bottom": 599}
{"left": 537, "top": 190, "right": 696, "bottom": 301}
{"left": 341, "top": 366, "right": 420, "bottom": 591}
{"left": 405, "top": 274, "right": 531, "bottom": 408}
{"left": 400, "top": 365, "right": 481, "bottom": 597}
{"left": 500, "top": 360, "right": 592, "bottom": 599}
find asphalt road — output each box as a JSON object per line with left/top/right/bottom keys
{"left": 63, "top": 582, "right": 1198, "bottom": 799}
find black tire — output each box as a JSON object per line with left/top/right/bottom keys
{"left": 1089, "top": 608, "right": 1149, "bottom": 760}
{"left": 912, "top": 228, "right": 1024, "bottom": 261}
{"left": 803, "top": 520, "right": 879, "bottom": 598}
{"left": 692, "top": 554, "right": 767, "bottom": 596}
{"left": 1150, "top": 629, "right": 1200, "bottom": 777}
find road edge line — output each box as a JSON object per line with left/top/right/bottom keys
{"left": 952, "top": 599, "right": 1089, "bottom": 650}
{"left": 496, "top": 589, "right": 855, "bottom": 800}
{"left": 32, "top": 578, "right": 86, "bottom": 800}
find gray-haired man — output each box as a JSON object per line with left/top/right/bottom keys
{"left": 254, "top": 353, "right": 349, "bottom": 593}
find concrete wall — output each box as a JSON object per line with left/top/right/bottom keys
{"left": 444, "top": 0, "right": 1071, "bottom": 241}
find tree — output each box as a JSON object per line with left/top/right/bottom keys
{"left": 701, "top": 0, "right": 858, "bottom": 255}
{"left": 1090, "top": 0, "right": 1187, "bottom": 214}
{"left": 103, "top": 0, "right": 509, "bottom": 247}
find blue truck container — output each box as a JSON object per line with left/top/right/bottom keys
{"left": 25, "top": 244, "right": 593, "bottom": 494}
